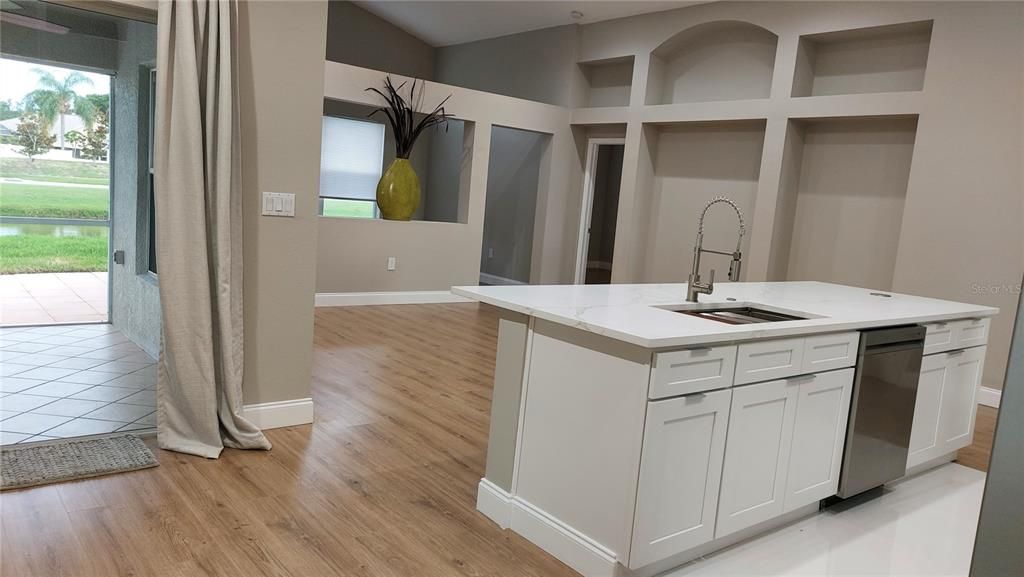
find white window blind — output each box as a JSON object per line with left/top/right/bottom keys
{"left": 320, "top": 116, "right": 385, "bottom": 200}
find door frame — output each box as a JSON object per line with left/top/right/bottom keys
{"left": 574, "top": 137, "right": 625, "bottom": 284}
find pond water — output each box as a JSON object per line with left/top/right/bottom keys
{"left": 0, "top": 222, "right": 109, "bottom": 238}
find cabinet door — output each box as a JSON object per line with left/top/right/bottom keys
{"left": 629, "top": 389, "right": 731, "bottom": 569}
{"left": 784, "top": 369, "right": 855, "bottom": 512}
{"left": 907, "top": 353, "right": 949, "bottom": 469}
{"left": 715, "top": 379, "right": 799, "bottom": 538}
{"left": 938, "top": 346, "right": 986, "bottom": 452}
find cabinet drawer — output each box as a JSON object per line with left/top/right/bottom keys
{"left": 735, "top": 338, "right": 805, "bottom": 385}
{"left": 923, "top": 322, "right": 957, "bottom": 355}
{"left": 802, "top": 332, "right": 860, "bottom": 374}
{"left": 650, "top": 346, "right": 737, "bottom": 399}
{"left": 954, "top": 318, "right": 989, "bottom": 349}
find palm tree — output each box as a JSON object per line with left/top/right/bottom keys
{"left": 23, "top": 68, "right": 96, "bottom": 150}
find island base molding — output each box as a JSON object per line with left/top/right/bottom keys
{"left": 476, "top": 478, "right": 818, "bottom": 577}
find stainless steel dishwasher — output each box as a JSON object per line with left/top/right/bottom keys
{"left": 836, "top": 325, "right": 926, "bottom": 499}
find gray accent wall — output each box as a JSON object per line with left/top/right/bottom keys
{"left": 480, "top": 126, "right": 548, "bottom": 284}
{"left": 325, "top": 1, "right": 434, "bottom": 80}
{"left": 434, "top": 25, "right": 579, "bottom": 107}
{"left": 110, "top": 19, "right": 160, "bottom": 357}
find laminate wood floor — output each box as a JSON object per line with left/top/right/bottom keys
{"left": 1, "top": 303, "right": 575, "bottom": 577}
{"left": 0, "top": 303, "right": 999, "bottom": 576}
{"left": 956, "top": 405, "right": 997, "bottom": 472}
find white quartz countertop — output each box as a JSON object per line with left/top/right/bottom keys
{"left": 451, "top": 282, "right": 999, "bottom": 349}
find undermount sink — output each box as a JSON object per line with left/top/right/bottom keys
{"left": 663, "top": 305, "right": 810, "bottom": 325}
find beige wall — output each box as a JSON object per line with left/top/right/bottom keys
{"left": 571, "top": 1, "right": 1023, "bottom": 390}
{"left": 237, "top": 0, "right": 326, "bottom": 405}
{"left": 317, "top": 62, "right": 574, "bottom": 294}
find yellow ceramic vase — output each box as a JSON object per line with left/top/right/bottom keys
{"left": 376, "top": 159, "right": 420, "bottom": 221}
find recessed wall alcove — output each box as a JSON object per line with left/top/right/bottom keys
{"left": 578, "top": 56, "right": 634, "bottom": 107}
{"left": 645, "top": 21, "right": 778, "bottom": 105}
{"left": 767, "top": 116, "right": 919, "bottom": 290}
{"left": 792, "top": 21, "right": 933, "bottom": 97}
{"left": 636, "top": 119, "right": 767, "bottom": 282}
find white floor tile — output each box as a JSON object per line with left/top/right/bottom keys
{"left": 11, "top": 353, "right": 73, "bottom": 365}
{"left": 0, "top": 363, "right": 34, "bottom": 377}
{"left": 46, "top": 357, "right": 108, "bottom": 370}
{"left": 664, "top": 464, "right": 985, "bottom": 577}
{"left": 0, "top": 342, "right": 54, "bottom": 354}
{"left": 42, "top": 417, "right": 124, "bottom": 438}
{"left": 0, "top": 377, "right": 46, "bottom": 393}
{"left": 30, "top": 397, "right": 109, "bottom": 417}
{"left": 0, "top": 412, "right": 72, "bottom": 435}
{"left": 53, "top": 370, "right": 119, "bottom": 385}
{"left": 0, "top": 431, "right": 30, "bottom": 445}
{"left": 85, "top": 402, "right": 153, "bottom": 423}
{"left": 119, "top": 389, "right": 157, "bottom": 406}
{"left": 69, "top": 385, "right": 137, "bottom": 403}
{"left": 0, "top": 393, "right": 58, "bottom": 412}
{"left": 21, "top": 381, "right": 93, "bottom": 398}
{"left": 14, "top": 366, "right": 80, "bottom": 381}
{"left": 90, "top": 360, "right": 154, "bottom": 375}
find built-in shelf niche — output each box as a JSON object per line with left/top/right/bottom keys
{"left": 578, "top": 56, "right": 634, "bottom": 108}
{"left": 645, "top": 21, "right": 778, "bottom": 105}
{"left": 767, "top": 116, "right": 919, "bottom": 290}
{"left": 637, "top": 119, "right": 767, "bottom": 282}
{"left": 791, "top": 21, "right": 933, "bottom": 97}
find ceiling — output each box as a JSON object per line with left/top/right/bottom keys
{"left": 355, "top": 1, "right": 703, "bottom": 47}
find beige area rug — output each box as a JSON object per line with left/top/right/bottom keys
{"left": 1, "top": 434, "right": 158, "bottom": 491}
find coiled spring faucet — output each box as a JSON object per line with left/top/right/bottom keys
{"left": 687, "top": 196, "right": 746, "bottom": 302}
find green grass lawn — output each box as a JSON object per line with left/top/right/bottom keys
{"left": 0, "top": 181, "right": 109, "bottom": 219}
{"left": 321, "top": 198, "right": 376, "bottom": 218}
{"left": 1, "top": 157, "right": 109, "bottom": 185}
{"left": 0, "top": 232, "right": 108, "bottom": 273}
{"left": 0, "top": 157, "right": 111, "bottom": 272}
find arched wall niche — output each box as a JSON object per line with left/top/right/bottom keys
{"left": 645, "top": 20, "right": 778, "bottom": 105}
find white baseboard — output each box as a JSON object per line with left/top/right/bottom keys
{"left": 242, "top": 398, "right": 314, "bottom": 430}
{"left": 509, "top": 497, "right": 619, "bottom": 577}
{"left": 476, "top": 479, "right": 513, "bottom": 529}
{"left": 315, "top": 291, "right": 471, "bottom": 307}
{"left": 977, "top": 386, "right": 1001, "bottom": 408}
{"left": 479, "top": 272, "right": 527, "bottom": 286}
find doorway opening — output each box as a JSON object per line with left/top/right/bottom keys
{"left": 0, "top": 0, "right": 158, "bottom": 446}
{"left": 0, "top": 58, "right": 111, "bottom": 325}
{"left": 575, "top": 139, "right": 625, "bottom": 284}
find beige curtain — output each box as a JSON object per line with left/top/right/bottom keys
{"left": 153, "top": 0, "right": 270, "bottom": 458}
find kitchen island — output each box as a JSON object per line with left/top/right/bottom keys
{"left": 451, "top": 282, "right": 997, "bottom": 577}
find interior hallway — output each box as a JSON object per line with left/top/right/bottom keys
{"left": 0, "top": 303, "right": 997, "bottom": 576}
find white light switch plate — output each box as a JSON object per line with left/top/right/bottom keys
{"left": 262, "top": 192, "right": 295, "bottom": 217}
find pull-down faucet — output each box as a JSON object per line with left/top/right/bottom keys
{"left": 687, "top": 196, "right": 746, "bottom": 302}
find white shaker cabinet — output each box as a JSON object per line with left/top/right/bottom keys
{"left": 629, "top": 389, "right": 732, "bottom": 569}
{"left": 784, "top": 368, "right": 855, "bottom": 512}
{"left": 907, "top": 346, "right": 986, "bottom": 469}
{"left": 715, "top": 378, "right": 799, "bottom": 538}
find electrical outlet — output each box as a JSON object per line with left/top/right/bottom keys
{"left": 488, "top": 248, "right": 494, "bottom": 259}
{"left": 387, "top": 256, "right": 396, "bottom": 271}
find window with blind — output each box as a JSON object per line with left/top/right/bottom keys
{"left": 320, "top": 115, "right": 385, "bottom": 218}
